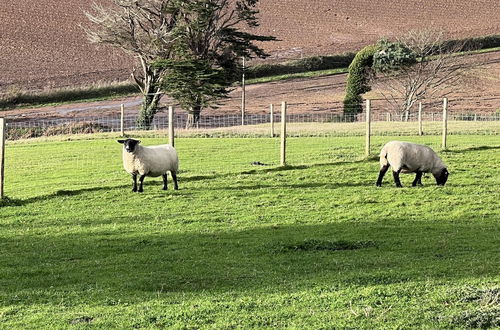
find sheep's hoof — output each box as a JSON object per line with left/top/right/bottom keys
{"left": 396, "top": 185, "right": 403, "bottom": 188}
{"left": 376, "top": 183, "right": 382, "bottom": 187}
{"left": 162, "top": 186, "right": 168, "bottom": 190}
{"left": 138, "top": 188, "right": 144, "bottom": 193}
{"left": 132, "top": 188, "right": 137, "bottom": 192}
{"left": 174, "top": 186, "right": 179, "bottom": 191}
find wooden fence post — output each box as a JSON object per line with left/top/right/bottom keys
{"left": 418, "top": 102, "right": 423, "bottom": 136}
{"left": 168, "top": 106, "right": 175, "bottom": 148}
{"left": 386, "top": 112, "right": 391, "bottom": 122}
{"left": 280, "top": 101, "right": 287, "bottom": 166}
{"left": 365, "top": 99, "right": 371, "bottom": 157}
{"left": 120, "top": 104, "right": 125, "bottom": 137}
{"left": 0, "top": 118, "right": 5, "bottom": 199}
{"left": 442, "top": 98, "right": 448, "bottom": 149}
{"left": 270, "top": 104, "right": 275, "bottom": 137}
{"left": 241, "top": 57, "right": 246, "bottom": 126}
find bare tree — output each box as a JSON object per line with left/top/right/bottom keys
{"left": 83, "top": 1, "right": 179, "bottom": 128}
{"left": 372, "top": 30, "right": 476, "bottom": 121}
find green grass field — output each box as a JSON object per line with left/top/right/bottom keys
{"left": 1, "top": 134, "right": 499, "bottom": 328}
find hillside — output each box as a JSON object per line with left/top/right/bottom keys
{"left": 0, "top": 0, "right": 499, "bottom": 92}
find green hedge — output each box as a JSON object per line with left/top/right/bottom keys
{"left": 343, "top": 44, "right": 381, "bottom": 116}
{"left": 0, "top": 83, "right": 138, "bottom": 109}
{"left": 246, "top": 53, "right": 356, "bottom": 79}
{"left": 440, "top": 34, "right": 500, "bottom": 53}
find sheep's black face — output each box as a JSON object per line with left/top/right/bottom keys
{"left": 117, "top": 139, "right": 141, "bottom": 153}
{"left": 435, "top": 168, "right": 449, "bottom": 186}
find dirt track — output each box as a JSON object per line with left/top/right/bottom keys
{"left": 1, "top": 0, "right": 499, "bottom": 92}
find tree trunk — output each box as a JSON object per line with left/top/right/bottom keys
{"left": 137, "top": 87, "right": 162, "bottom": 129}
{"left": 404, "top": 109, "right": 410, "bottom": 122}
{"left": 185, "top": 106, "right": 202, "bottom": 129}
{"left": 134, "top": 58, "right": 163, "bottom": 130}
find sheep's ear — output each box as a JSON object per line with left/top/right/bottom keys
{"left": 117, "top": 140, "right": 125, "bottom": 144}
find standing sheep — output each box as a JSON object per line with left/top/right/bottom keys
{"left": 376, "top": 141, "right": 449, "bottom": 187}
{"left": 117, "top": 138, "right": 179, "bottom": 192}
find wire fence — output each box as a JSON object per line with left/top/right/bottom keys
{"left": 4, "top": 112, "right": 499, "bottom": 141}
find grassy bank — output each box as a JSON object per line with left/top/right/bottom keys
{"left": 1, "top": 135, "right": 499, "bottom": 328}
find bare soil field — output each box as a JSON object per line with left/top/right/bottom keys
{"left": 3, "top": 52, "right": 499, "bottom": 122}
{"left": 0, "top": 0, "right": 499, "bottom": 92}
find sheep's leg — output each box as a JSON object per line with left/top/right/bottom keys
{"left": 171, "top": 171, "right": 179, "bottom": 190}
{"left": 392, "top": 169, "right": 403, "bottom": 188}
{"left": 412, "top": 171, "right": 423, "bottom": 187}
{"left": 162, "top": 174, "right": 168, "bottom": 190}
{"left": 376, "top": 165, "right": 390, "bottom": 187}
{"left": 132, "top": 174, "right": 138, "bottom": 192}
{"left": 138, "top": 174, "right": 146, "bottom": 193}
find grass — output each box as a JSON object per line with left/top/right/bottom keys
{"left": 1, "top": 134, "right": 499, "bottom": 328}
{"left": 0, "top": 81, "right": 138, "bottom": 110}
{"left": 245, "top": 67, "right": 349, "bottom": 85}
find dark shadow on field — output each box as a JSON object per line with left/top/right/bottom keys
{"left": 442, "top": 145, "right": 500, "bottom": 153}
{"left": 0, "top": 184, "right": 191, "bottom": 208}
{"left": 0, "top": 185, "right": 128, "bottom": 207}
{"left": 183, "top": 160, "right": 371, "bottom": 183}
{"left": 189, "top": 182, "right": 369, "bottom": 192}
{"left": 1, "top": 220, "right": 498, "bottom": 307}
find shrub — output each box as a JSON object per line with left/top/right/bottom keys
{"left": 43, "top": 122, "right": 109, "bottom": 136}
{"left": 343, "top": 44, "right": 381, "bottom": 116}
{"left": 6, "top": 122, "right": 110, "bottom": 140}
{"left": 246, "top": 53, "right": 356, "bottom": 79}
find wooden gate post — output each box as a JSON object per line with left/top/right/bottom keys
{"left": 168, "top": 106, "right": 175, "bottom": 148}
{"left": 241, "top": 57, "right": 246, "bottom": 126}
{"left": 120, "top": 104, "right": 125, "bottom": 137}
{"left": 365, "top": 99, "right": 371, "bottom": 157}
{"left": 418, "top": 102, "right": 423, "bottom": 136}
{"left": 442, "top": 98, "right": 448, "bottom": 149}
{"left": 280, "top": 101, "right": 287, "bottom": 166}
{"left": 0, "top": 118, "right": 6, "bottom": 199}
{"left": 270, "top": 104, "right": 275, "bottom": 137}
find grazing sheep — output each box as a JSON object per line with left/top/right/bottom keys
{"left": 117, "top": 138, "right": 179, "bottom": 192}
{"left": 376, "top": 141, "right": 449, "bottom": 187}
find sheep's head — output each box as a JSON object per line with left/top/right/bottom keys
{"left": 117, "top": 139, "right": 141, "bottom": 153}
{"left": 434, "top": 168, "right": 449, "bottom": 186}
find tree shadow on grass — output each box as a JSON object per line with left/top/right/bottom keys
{"left": 0, "top": 184, "right": 191, "bottom": 208}
{"left": 183, "top": 160, "right": 370, "bottom": 183}
{"left": 1, "top": 186, "right": 122, "bottom": 207}
{"left": 443, "top": 145, "right": 500, "bottom": 153}
{"left": 0, "top": 220, "right": 497, "bottom": 307}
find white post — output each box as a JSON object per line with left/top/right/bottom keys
{"left": 270, "top": 104, "right": 275, "bottom": 137}
{"left": 0, "top": 118, "right": 5, "bottom": 199}
{"left": 168, "top": 106, "right": 174, "bottom": 147}
{"left": 442, "top": 98, "right": 448, "bottom": 149}
{"left": 241, "top": 57, "right": 246, "bottom": 126}
{"left": 365, "top": 99, "right": 371, "bottom": 157}
{"left": 418, "top": 102, "right": 423, "bottom": 136}
{"left": 120, "top": 104, "right": 125, "bottom": 137}
{"left": 280, "top": 101, "right": 287, "bottom": 166}
{"left": 386, "top": 112, "right": 391, "bottom": 122}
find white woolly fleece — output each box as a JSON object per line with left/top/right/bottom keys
{"left": 122, "top": 144, "right": 179, "bottom": 177}
{"left": 379, "top": 141, "right": 446, "bottom": 176}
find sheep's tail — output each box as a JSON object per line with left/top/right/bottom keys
{"left": 379, "top": 146, "right": 389, "bottom": 167}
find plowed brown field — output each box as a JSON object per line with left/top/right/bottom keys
{"left": 1, "top": 0, "right": 499, "bottom": 92}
